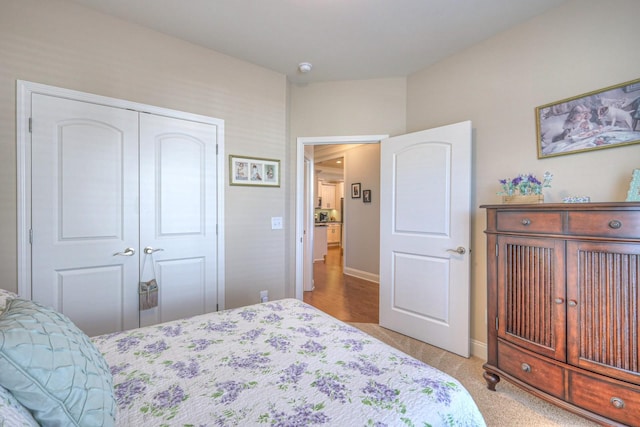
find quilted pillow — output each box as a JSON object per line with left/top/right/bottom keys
{"left": 0, "top": 298, "right": 116, "bottom": 426}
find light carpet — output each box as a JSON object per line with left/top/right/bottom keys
{"left": 349, "top": 323, "right": 600, "bottom": 427}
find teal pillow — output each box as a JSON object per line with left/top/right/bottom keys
{"left": 0, "top": 298, "right": 116, "bottom": 426}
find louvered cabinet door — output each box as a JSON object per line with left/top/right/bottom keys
{"left": 497, "top": 235, "right": 567, "bottom": 361}
{"left": 566, "top": 240, "right": 640, "bottom": 384}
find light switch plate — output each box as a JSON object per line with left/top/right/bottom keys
{"left": 271, "top": 217, "right": 283, "bottom": 229}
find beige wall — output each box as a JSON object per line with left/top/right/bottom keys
{"left": 289, "top": 79, "right": 407, "bottom": 137}
{"left": 407, "top": 0, "right": 640, "bottom": 345}
{"left": 0, "top": 0, "right": 288, "bottom": 308}
{"left": 344, "top": 144, "right": 381, "bottom": 277}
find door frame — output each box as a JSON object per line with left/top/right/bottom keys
{"left": 16, "top": 80, "right": 226, "bottom": 309}
{"left": 295, "top": 135, "right": 387, "bottom": 299}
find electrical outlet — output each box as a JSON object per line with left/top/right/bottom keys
{"left": 260, "top": 290, "right": 268, "bottom": 303}
{"left": 271, "top": 217, "right": 283, "bottom": 230}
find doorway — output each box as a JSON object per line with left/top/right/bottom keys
{"left": 294, "top": 135, "right": 387, "bottom": 303}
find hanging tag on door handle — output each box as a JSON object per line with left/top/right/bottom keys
{"left": 139, "top": 279, "right": 159, "bottom": 310}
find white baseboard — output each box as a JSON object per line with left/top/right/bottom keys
{"left": 343, "top": 267, "right": 379, "bottom": 284}
{"left": 471, "top": 338, "right": 487, "bottom": 361}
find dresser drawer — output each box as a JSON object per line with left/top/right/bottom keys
{"left": 567, "top": 211, "right": 640, "bottom": 238}
{"left": 568, "top": 370, "right": 640, "bottom": 426}
{"left": 498, "top": 341, "right": 565, "bottom": 399}
{"left": 496, "top": 211, "right": 563, "bottom": 234}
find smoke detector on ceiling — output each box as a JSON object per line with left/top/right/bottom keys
{"left": 298, "top": 62, "right": 312, "bottom": 73}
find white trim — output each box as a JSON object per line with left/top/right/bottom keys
{"left": 343, "top": 267, "right": 380, "bottom": 284}
{"left": 16, "top": 80, "right": 225, "bottom": 309}
{"left": 471, "top": 339, "right": 488, "bottom": 361}
{"left": 295, "top": 135, "right": 387, "bottom": 300}
{"left": 16, "top": 82, "right": 31, "bottom": 298}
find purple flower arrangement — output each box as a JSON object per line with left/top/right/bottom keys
{"left": 498, "top": 171, "right": 553, "bottom": 196}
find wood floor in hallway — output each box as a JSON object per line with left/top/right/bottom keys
{"left": 303, "top": 246, "right": 379, "bottom": 323}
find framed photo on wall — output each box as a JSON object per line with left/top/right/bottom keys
{"left": 229, "top": 155, "right": 280, "bottom": 187}
{"left": 536, "top": 77, "right": 640, "bottom": 158}
{"left": 351, "top": 183, "right": 361, "bottom": 198}
{"left": 363, "top": 189, "right": 371, "bottom": 203}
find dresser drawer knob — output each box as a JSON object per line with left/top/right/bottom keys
{"left": 608, "top": 219, "right": 622, "bottom": 229}
{"left": 521, "top": 218, "right": 531, "bottom": 226}
{"left": 521, "top": 363, "right": 531, "bottom": 373}
{"left": 554, "top": 298, "right": 564, "bottom": 304}
{"left": 568, "top": 300, "right": 578, "bottom": 307}
{"left": 610, "top": 397, "right": 625, "bottom": 409}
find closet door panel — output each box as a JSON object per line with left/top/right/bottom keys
{"left": 139, "top": 113, "right": 218, "bottom": 326}
{"left": 31, "top": 94, "right": 140, "bottom": 337}
{"left": 157, "top": 134, "right": 204, "bottom": 235}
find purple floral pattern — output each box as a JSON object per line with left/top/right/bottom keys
{"left": 91, "top": 298, "right": 485, "bottom": 426}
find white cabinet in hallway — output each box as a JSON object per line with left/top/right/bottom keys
{"left": 327, "top": 223, "right": 341, "bottom": 245}
{"left": 319, "top": 183, "right": 337, "bottom": 209}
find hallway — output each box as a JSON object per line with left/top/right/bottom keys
{"left": 303, "top": 246, "right": 379, "bottom": 323}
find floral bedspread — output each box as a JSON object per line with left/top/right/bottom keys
{"left": 93, "top": 298, "right": 486, "bottom": 426}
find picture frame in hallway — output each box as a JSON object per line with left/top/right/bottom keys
{"left": 351, "top": 182, "right": 361, "bottom": 198}
{"left": 535, "top": 77, "right": 640, "bottom": 159}
{"left": 626, "top": 169, "right": 640, "bottom": 201}
{"left": 229, "top": 155, "right": 280, "bottom": 187}
{"left": 363, "top": 189, "right": 371, "bottom": 203}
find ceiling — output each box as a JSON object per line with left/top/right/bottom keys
{"left": 66, "top": 0, "right": 567, "bottom": 84}
{"left": 315, "top": 157, "right": 343, "bottom": 171}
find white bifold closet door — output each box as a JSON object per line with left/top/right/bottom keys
{"left": 31, "top": 94, "right": 218, "bottom": 337}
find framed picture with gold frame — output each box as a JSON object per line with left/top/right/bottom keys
{"left": 626, "top": 169, "right": 640, "bottom": 202}
{"left": 229, "top": 155, "right": 280, "bottom": 187}
{"left": 536, "top": 77, "right": 640, "bottom": 158}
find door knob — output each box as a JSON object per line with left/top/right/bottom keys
{"left": 113, "top": 247, "right": 135, "bottom": 256}
{"left": 447, "top": 246, "right": 466, "bottom": 255}
{"left": 144, "top": 247, "right": 164, "bottom": 255}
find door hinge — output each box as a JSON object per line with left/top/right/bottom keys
{"left": 216, "top": 303, "right": 219, "bottom": 311}
{"left": 29, "top": 229, "right": 33, "bottom": 244}
{"left": 495, "top": 317, "right": 499, "bottom": 330}
{"left": 28, "top": 118, "right": 32, "bottom": 133}
{"left": 216, "top": 144, "right": 218, "bottom": 155}
{"left": 495, "top": 243, "right": 499, "bottom": 257}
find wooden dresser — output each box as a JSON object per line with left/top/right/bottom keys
{"left": 481, "top": 202, "right": 640, "bottom": 426}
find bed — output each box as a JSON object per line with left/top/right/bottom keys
{"left": 0, "top": 289, "right": 485, "bottom": 426}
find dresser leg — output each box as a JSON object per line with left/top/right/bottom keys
{"left": 483, "top": 370, "right": 500, "bottom": 391}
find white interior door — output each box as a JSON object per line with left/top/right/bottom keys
{"left": 31, "top": 94, "right": 140, "bottom": 337}
{"left": 379, "top": 121, "right": 472, "bottom": 357}
{"left": 303, "top": 157, "right": 313, "bottom": 291}
{"left": 138, "top": 113, "right": 218, "bottom": 326}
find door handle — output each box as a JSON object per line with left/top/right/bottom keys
{"left": 113, "top": 247, "right": 135, "bottom": 256}
{"left": 144, "top": 247, "right": 164, "bottom": 255}
{"left": 447, "top": 246, "right": 466, "bottom": 255}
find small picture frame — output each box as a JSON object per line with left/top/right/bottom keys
{"left": 363, "top": 189, "right": 371, "bottom": 203}
{"left": 351, "top": 183, "right": 361, "bottom": 198}
{"left": 229, "top": 155, "right": 280, "bottom": 187}
{"left": 626, "top": 169, "right": 640, "bottom": 201}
